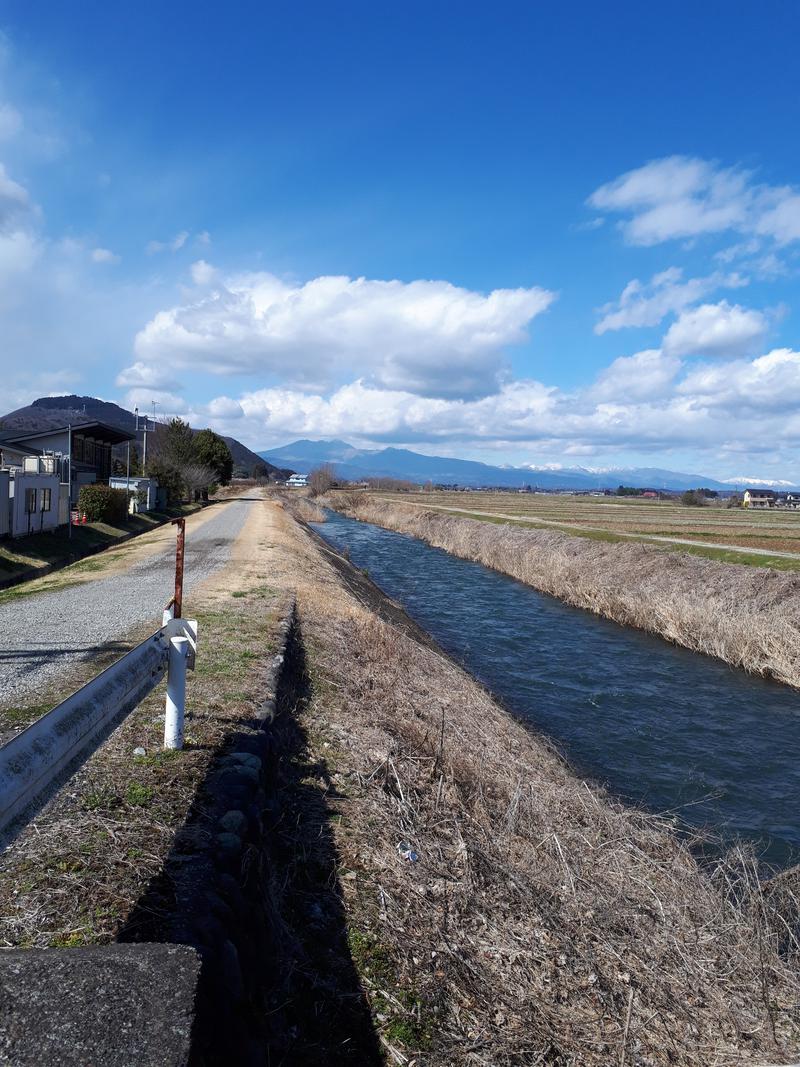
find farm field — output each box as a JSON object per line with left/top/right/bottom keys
{"left": 368, "top": 490, "right": 800, "bottom": 568}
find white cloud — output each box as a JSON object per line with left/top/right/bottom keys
{"left": 195, "top": 231, "right": 211, "bottom": 246}
{"left": 663, "top": 302, "right": 768, "bottom": 359}
{"left": 589, "top": 155, "right": 800, "bottom": 248}
{"left": 595, "top": 267, "right": 747, "bottom": 333}
{"left": 130, "top": 272, "right": 556, "bottom": 400}
{"left": 207, "top": 395, "right": 244, "bottom": 419}
{"left": 678, "top": 348, "right": 800, "bottom": 412}
{"left": 0, "top": 162, "right": 30, "bottom": 226}
{"left": 91, "top": 247, "right": 120, "bottom": 264}
{"left": 122, "top": 388, "right": 190, "bottom": 416}
{"left": 591, "top": 349, "right": 681, "bottom": 401}
{"left": 755, "top": 193, "right": 800, "bottom": 245}
{"left": 190, "top": 258, "right": 216, "bottom": 285}
{"left": 146, "top": 230, "right": 190, "bottom": 254}
{"left": 114, "top": 361, "right": 181, "bottom": 391}
{"left": 0, "top": 103, "right": 22, "bottom": 141}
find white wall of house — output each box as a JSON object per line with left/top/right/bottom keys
{"left": 0, "top": 471, "right": 9, "bottom": 537}
{"left": 8, "top": 472, "right": 61, "bottom": 537}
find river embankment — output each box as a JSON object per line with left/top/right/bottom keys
{"left": 273, "top": 496, "right": 800, "bottom": 1064}
{"left": 324, "top": 493, "right": 800, "bottom": 689}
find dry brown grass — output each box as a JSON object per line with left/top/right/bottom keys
{"left": 281, "top": 493, "right": 328, "bottom": 524}
{"left": 293, "top": 559, "right": 800, "bottom": 1065}
{"left": 333, "top": 497, "right": 800, "bottom": 689}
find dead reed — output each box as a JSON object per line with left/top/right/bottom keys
{"left": 332, "top": 497, "right": 800, "bottom": 689}
{"left": 297, "top": 577, "right": 800, "bottom": 1064}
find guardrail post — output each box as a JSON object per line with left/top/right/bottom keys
{"left": 164, "top": 636, "right": 189, "bottom": 749}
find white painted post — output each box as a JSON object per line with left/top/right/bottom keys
{"left": 162, "top": 604, "right": 175, "bottom": 627}
{"left": 164, "top": 636, "right": 189, "bottom": 749}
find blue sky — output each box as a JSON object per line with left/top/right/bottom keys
{"left": 1, "top": 1, "right": 800, "bottom": 480}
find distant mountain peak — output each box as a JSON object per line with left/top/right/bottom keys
{"left": 259, "top": 438, "right": 770, "bottom": 491}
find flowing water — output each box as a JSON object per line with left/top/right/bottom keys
{"left": 312, "top": 509, "right": 800, "bottom": 869}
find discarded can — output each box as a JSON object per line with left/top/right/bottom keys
{"left": 398, "top": 841, "right": 419, "bottom": 863}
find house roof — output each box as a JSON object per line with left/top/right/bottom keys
{"left": 745, "top": 487, "right": 775, "bottom": 495}
{"left": 0, "top": 439, "right": 42, "bottom": 457}
{"left": 3, "top": 420, "right": 135, "bottom": 446}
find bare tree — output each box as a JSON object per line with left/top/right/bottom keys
{"left": 180, "top": 462, "right": 218, "bottom": 501}
{"left": 308, "top": 463, "right": 336, "bottom": 497}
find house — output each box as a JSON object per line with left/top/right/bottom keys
{"left": 286, "top": 473, "right": 308, "bottom": 488}
{"left": 0, "top": 421, "right": 136, "bottom": 509}
{"left": 743, "top": 488, "right": 776, "bottom": 509}
{"left": 641, "top": 490, "right": 659, "bottom": 499}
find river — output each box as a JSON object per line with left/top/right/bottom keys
{"left": 312, "top": 509, "right": 800, "bottom": 870}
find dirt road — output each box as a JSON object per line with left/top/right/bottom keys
{"left": 0, "top": 495, "right": 259, "bottom": 710}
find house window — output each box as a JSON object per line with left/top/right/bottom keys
{"left": 24, "top": 488, "right": 37, "bottom": 513}
{"left": 73, "top": 436, "right": 85, "bottom": 462}
{"left": 40, "top": 488, "right": 52, "bottom": 512}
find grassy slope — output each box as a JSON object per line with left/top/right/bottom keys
{"left": 277, "top": 503, "right": 800, "bottom": 1065}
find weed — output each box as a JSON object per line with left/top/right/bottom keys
{"left": 125, "top": 782, "right": 154, "bottom": 807}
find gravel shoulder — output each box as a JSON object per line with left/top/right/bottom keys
{"left": 0, "top": 494, "right": 260, "bottom": 717}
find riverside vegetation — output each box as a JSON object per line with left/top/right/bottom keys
{"left": 276, "top": 493, "right": 800, "bottom": 1064}
{"left": 324, "top": 493, "right": 800, "bottom": 689}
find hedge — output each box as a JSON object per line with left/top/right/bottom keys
{"left": 78, "top": 484, "right": 129, "bottom": 523}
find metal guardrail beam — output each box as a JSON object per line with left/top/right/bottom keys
{"left": 0, "top": 618, "right": 197, "bottom": 844}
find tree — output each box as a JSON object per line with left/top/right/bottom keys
{"left": 145, "top": 419, "right": 230, "bottom": 502}
{"left": 308, "top": 463, "right": 336, "bottom": 497}
{"left": 194, "top": 429, "right": 233, "bottom": 486}
{"left": 253, "top": 462, "right": 270, "bottom": 482}
{"left": 181, "top": 462, "right": 218, "bottom": 501}
{"left": 681, "top": 489, "right": 707, "bottom": 507}
{"left": 162, "top": 418, "right": 196, "bottom": 464}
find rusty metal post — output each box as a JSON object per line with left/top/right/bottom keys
{"left": 171, "top": 517, "right": 185, "bottom": 619}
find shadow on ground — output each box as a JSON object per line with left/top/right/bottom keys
{"left": 118, "top": 617, "right": 381, "bottom": 1066}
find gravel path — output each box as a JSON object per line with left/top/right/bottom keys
{"left": 0, "top": 498, "right": 254, "bottom": 709}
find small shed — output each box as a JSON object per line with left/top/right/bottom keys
{"left": 7, "top": 471, "right": 61, "bottom": 537}
{"left": 108, "top": 476, "right": 160, "bottom": 513}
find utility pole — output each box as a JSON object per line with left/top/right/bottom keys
{"left": 135, "top": 407, "right": 152, "bottom": 471}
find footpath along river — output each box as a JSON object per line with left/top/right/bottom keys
{"left": 313, "top": 510, "right": 800, "bottom": 869}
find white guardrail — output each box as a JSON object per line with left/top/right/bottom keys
{"left": 0, "top": 614, "right": 197, "bottom": 842}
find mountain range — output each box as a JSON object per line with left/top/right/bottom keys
{"left": 0, "top": 396, "right": 288, "bottom": 480}
{"left": 259, "top": 439, "right": 789, "bottom": 492}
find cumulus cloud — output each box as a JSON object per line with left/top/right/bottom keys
{"left": 91, "top": 247, "right": 119, "bottom": 264}
{"left": 677, "top": 348, "right": 800, "bottom": 412}
{"left": 129, "top": 272, "right": 556, "bottom": 400}
{"left": 663, "top": 302, "right": 768, "bottom": 359}
{"left": 591, "top": 349, "right": 681, "bottom": 401}
{"left": 190, "top": 258, "right": 216, "bottom": 285}
{"left": 595, "top": 267, "right": 747, "bottom": 333}
{"left": 588, "top": 155, "right": 800, "bottom": 248}
{"left": 114, "top": 361, "right": 181, "bottom": 391}
{"left": 207, "top": 395, "right": 244, "bottom": 419}
{"left": 194, "top": 330, "right": 800, "bottom": 479}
